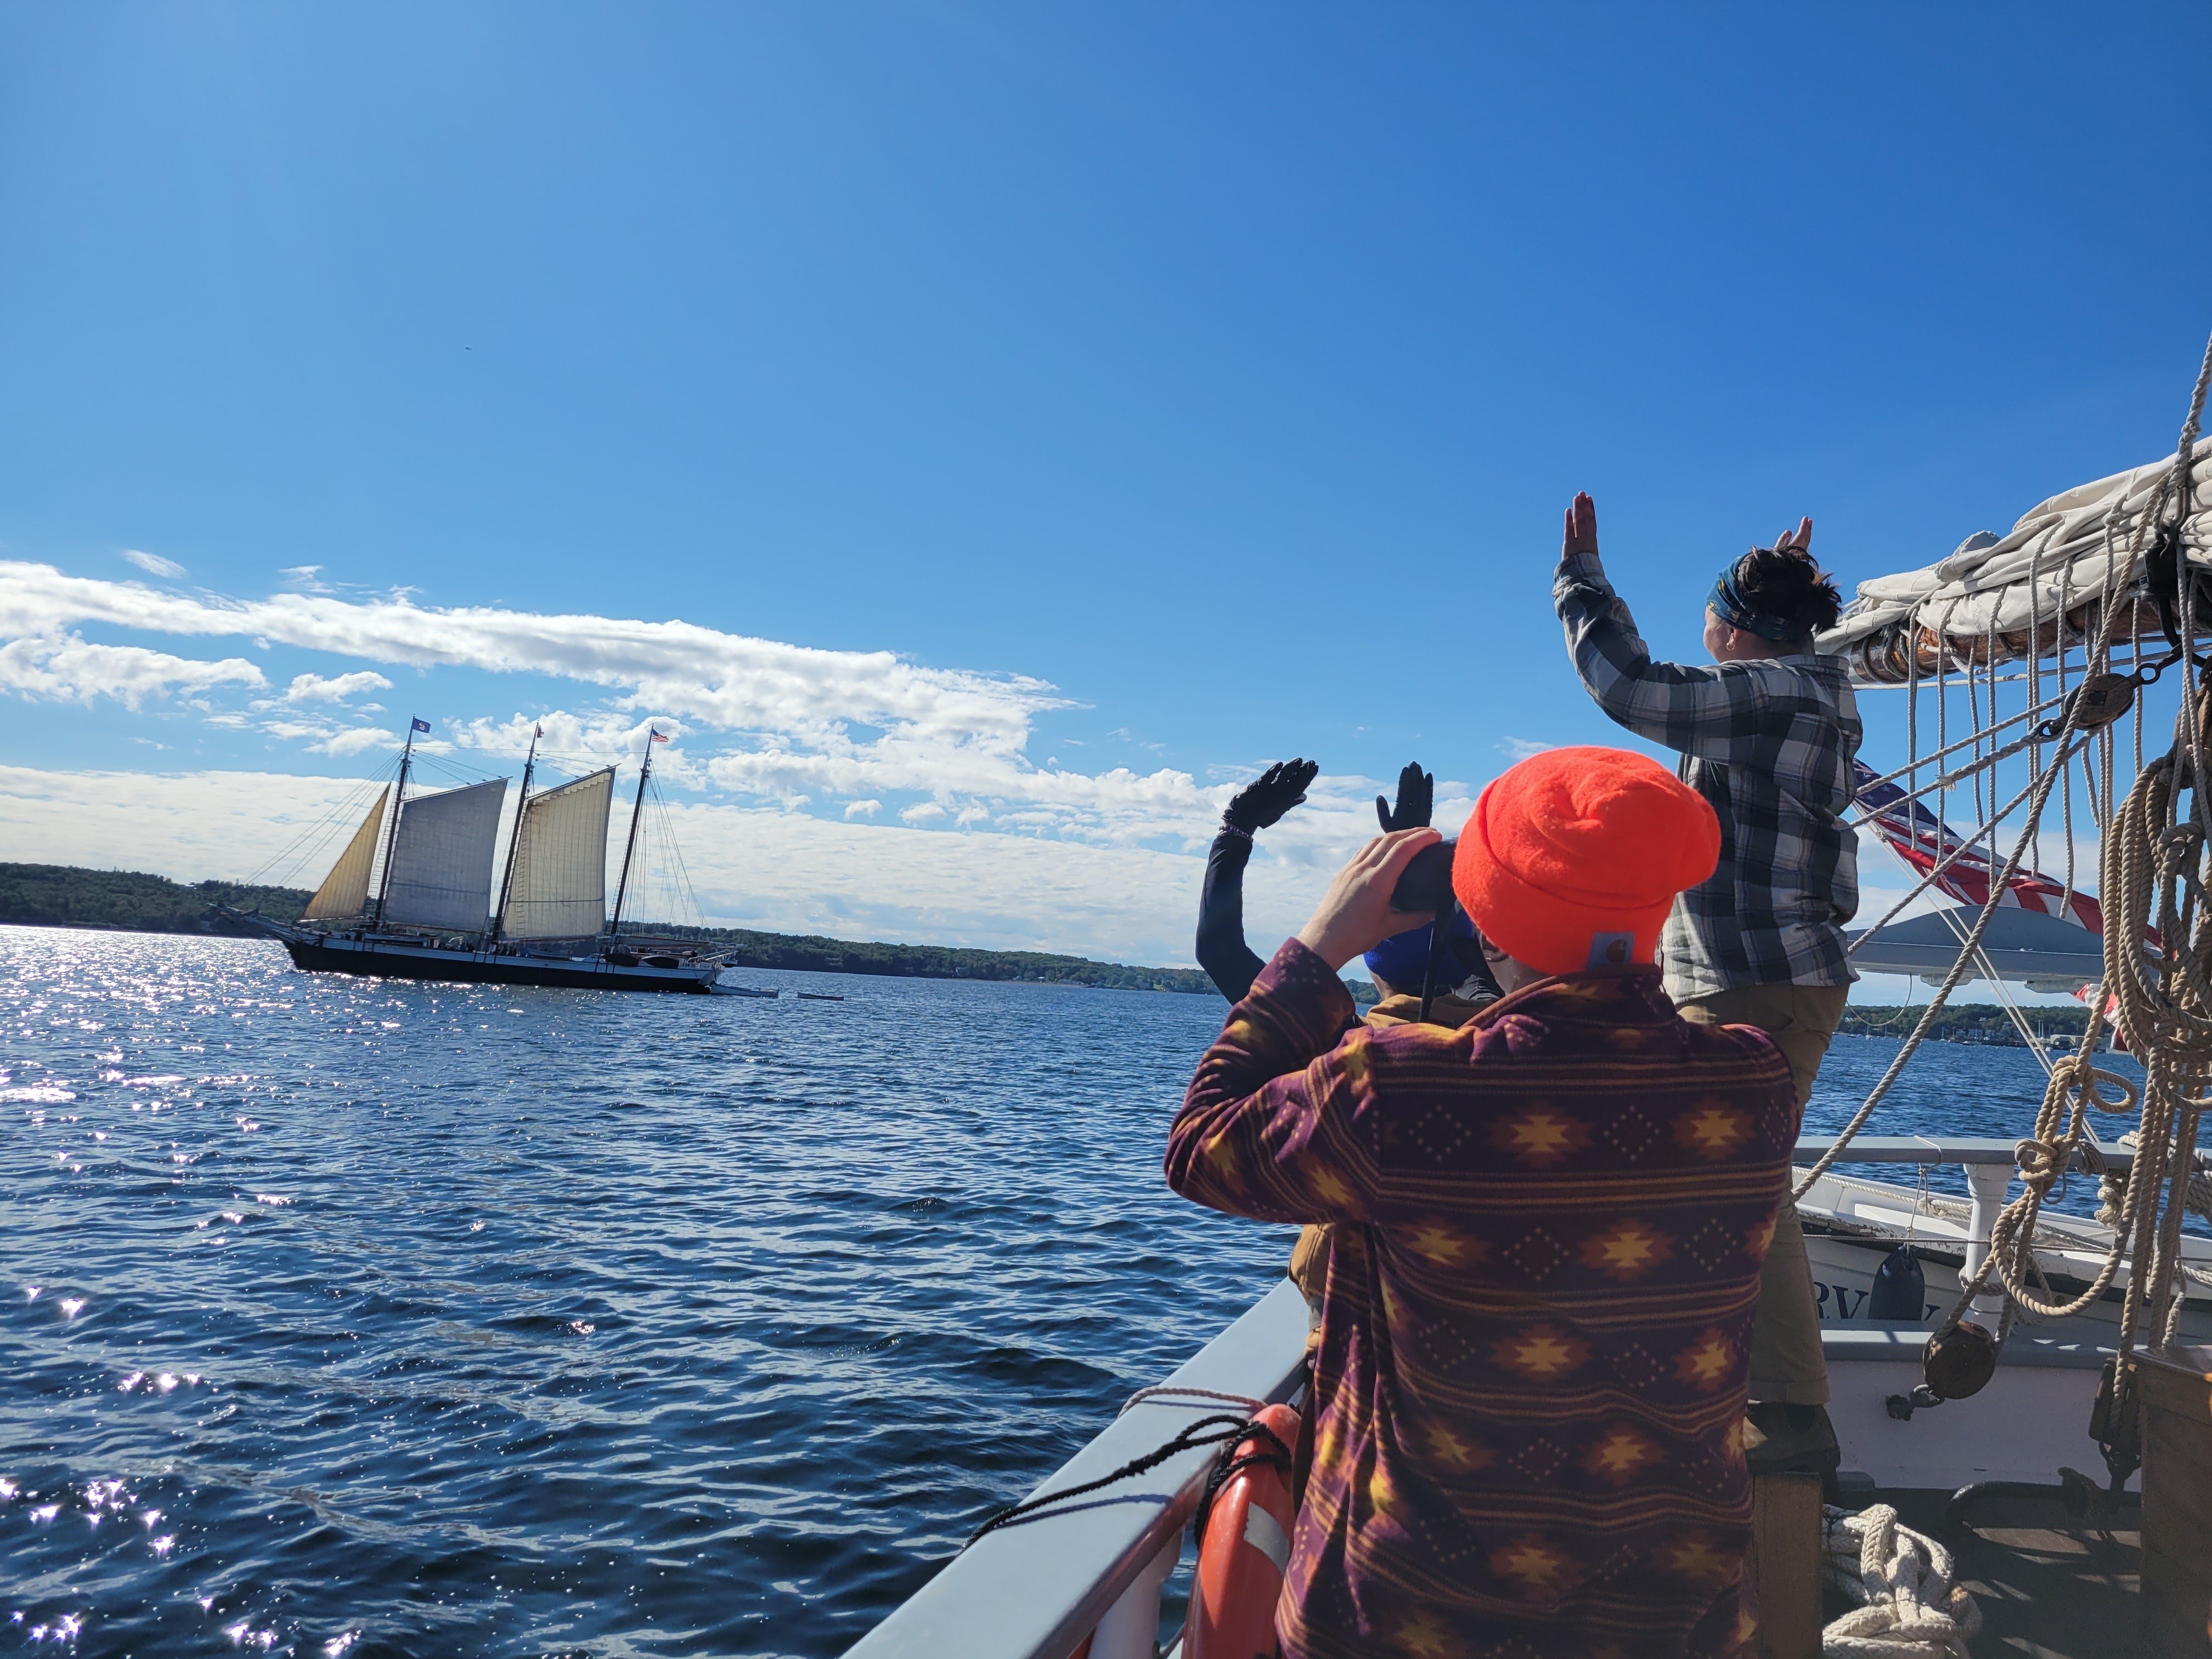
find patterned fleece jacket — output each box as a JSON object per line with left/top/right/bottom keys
{"left": 1165, "top": 940, "right": 1796, "bottom": 1659}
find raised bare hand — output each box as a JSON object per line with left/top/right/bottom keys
{"left": 1295, "top": 827, "right": 1441, "bottom": 969}
{"left": 1562, "top": 492, "right": 1599, "bottom": 561}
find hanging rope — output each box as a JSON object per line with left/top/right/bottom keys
{"left": 962, "top": 1413, "right": 1255, "bottom": 1548}
{"left": 1892, "top": 332, "right": 2212, "bottom": 1483}
{"left": 1820, "top": 1504, "right": 1981, "bottom": 1659}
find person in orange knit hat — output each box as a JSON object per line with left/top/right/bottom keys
{"left": 1167, "top": 746, "right": 1797, "bottom": 1659}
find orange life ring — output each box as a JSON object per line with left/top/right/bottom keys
{"left": 1186, "top": 1403, "right": 1302, "bottom": 1659}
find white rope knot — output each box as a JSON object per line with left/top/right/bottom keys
{"left": 1820, "top": 1504, "right": 1981, "bottom": 1659}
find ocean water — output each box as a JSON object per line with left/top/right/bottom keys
{"left": 0, "top": 927, "right": 2147, "bottom": 1656}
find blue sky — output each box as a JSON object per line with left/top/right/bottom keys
{"left": 1, "top": 4, "right": 2207, "bottom": 975}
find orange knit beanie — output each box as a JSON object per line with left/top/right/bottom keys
{"left": 1451, "top": 747, "right": 1720, "bottom": 977}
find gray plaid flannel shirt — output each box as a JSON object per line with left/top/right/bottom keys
{"left": 1554, "top": 549, "right": 1861, "bottom": 1001}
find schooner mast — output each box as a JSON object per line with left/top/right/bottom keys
{"left": 489, "top": 722, "right": 541, "bottom": 944}
{"left": 371, "top": 715, "right": 429, "bottom": 928}
{"left": 607, "top": 726, "right": 664, "bottom": 941}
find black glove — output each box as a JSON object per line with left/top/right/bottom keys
{"left": 1223, "top": 758, "right": 1318, "bottom": 834}
{"left": 1376, "top": 761, "right": 1433, "bottom": 832}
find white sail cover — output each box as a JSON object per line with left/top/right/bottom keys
{"left": 1819, "top": 437, "right": 2212, "bottom": 682}
{"left": 382, "top": 778, "right": 507, "bottom": 933}
{"left": 301, "top": 787, "right": 390, "bottom": 922}
{"left": 501, "top": 768, "right": 614, "bottom": 940}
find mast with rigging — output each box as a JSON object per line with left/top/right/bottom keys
{"left": 489, "top": 722, "right": 541, "bottom": 945}
{"left": 371, "top": 716, "right": 424, "bottom": 928}
{"left": 607, "top": 727, "right": 660, "bottom": 943}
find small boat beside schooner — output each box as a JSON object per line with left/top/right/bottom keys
{"left": 227, "top": 721, "right": 730, "bottom": 993}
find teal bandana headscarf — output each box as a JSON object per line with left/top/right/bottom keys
{"left": 1707, "top": 560, "right": 1810, "bottom": 642}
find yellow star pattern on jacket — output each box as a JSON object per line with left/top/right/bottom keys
{"left": 1673, "top": 1101, "right": 1752, "bottom": 1156}
{"left": 1492, "top": 1536, "right": 1577, "bottom": 1598}
{"left": 1424, "top": 1423, "right": 1494, "bottom": 1471}
{"left": 1673, "top": 1328, "right": 1735, "bottom": 1390}
{"left": 1494, "top": 1108, "right": 1588, "bottom": 1165}
{"left": 1493, "top": 1324, "right": 1587, "bottom": 1379}
{"left": 1580, "top": 1219, "right": 1673, "bottom": 1278}
{"left": 1583, "top": 1426, "right": 1662, "bottom": 1483}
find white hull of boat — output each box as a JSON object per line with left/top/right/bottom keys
{"left": 1798, "top": 1169, "right": 2212, "bottom": 1345}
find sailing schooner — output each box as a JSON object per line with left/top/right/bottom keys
{"left": 232, "top": 721, "right": 726, "bottom": 992}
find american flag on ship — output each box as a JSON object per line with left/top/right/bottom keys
{"left": 1851, "top": 760, "right": 2107, "bottom": 935}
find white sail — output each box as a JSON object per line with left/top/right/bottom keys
{"left": 381, "top": 778, "right": 507, "bottom": 933}
{"left": 501, "top": 768, "right": 614, "bottom": 940}
{"left": 301, "top": 787, "right": 390, "bottom": 922}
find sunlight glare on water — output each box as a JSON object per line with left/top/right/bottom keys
{"left": 0, "top": 924, "right": 2132, "bottom": 1655}
{"left": 0, "top": 926, "right": 1282, "bottom": 1657}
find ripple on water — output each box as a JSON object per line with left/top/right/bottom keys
{"left": 0, "top": 926, "right": 1281, "bottom": 1656}
{"left": 12, "top": 928, "right": 2144, "bottom": 1654}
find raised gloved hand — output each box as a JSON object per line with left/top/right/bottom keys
{"left": 1223, "top": 758, "right": 1318, "bottom": 834}
{"left": 1376, "top": 761, "right": 1433, "bottom": 832}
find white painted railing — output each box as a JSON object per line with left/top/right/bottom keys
{"left": 843, "top": 1278, "right": 1311, "bottom": 1659}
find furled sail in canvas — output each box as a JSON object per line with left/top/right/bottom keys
{"left": 501, "top": 768, "right": 614, "bottom": 939}
{"left": 1818, "top": 437, "right": 2212, "bottom": 684}
{"left": 301, "top": 787, "right": 390, "bottom": 922}
{"left": 382, "top": 778, "right": 507, "bottom": 932}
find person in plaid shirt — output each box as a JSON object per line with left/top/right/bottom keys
{"left": 1553, "top": 490, "right": 1859, "bottom": 1477}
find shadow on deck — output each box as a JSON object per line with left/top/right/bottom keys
{"left": 1867, "top": 1490, "right": 2141, "bottom": 1659}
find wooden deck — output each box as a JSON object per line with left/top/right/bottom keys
{"left": 1867, "top": 1489, "right": 2142, "bottom": 1658}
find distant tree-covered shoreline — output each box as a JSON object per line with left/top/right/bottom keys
{"left": 0, "top": 863, "right": 2095, "bottom": 1031}
{"left": 1838, "top": 1003, "right": 2092, "bottom": 1047}
{"left": 0, "top": 862, "right": 1216, "bottom": 993}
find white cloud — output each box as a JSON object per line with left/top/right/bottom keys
{"left": 309, "top": 726, "right": 398, "bottom": 758}
{"left": 0, "top": 561, "right": 1247, "bottom": 836}
{"left": 0, "top": 561, "right": 1487, "bottom": 876}
{"left": 122, "top": 550, "right": 186, "bottom": 579}
{"left": 1497, "top": 736, "right": 1557, "bottom": 761}
{"left": 278, "top": 671, "right": 392, "bottom": 704}
{"left": 0, "top": 633, "right": 264, "bottom": 708}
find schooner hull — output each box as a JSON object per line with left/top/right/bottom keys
{"left": 274, "top": 934, "right": 719, "bottom": 994}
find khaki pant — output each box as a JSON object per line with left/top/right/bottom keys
{"left": 1676, "top": 982, "right": 1848, "bottom": 1408}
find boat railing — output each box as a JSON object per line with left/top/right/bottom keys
{"left": 847, "top": 1137, "right": 2155, "bottom": 1659}
{"left": 843, "top": 1277, "right": 1310, "bottom": 1659}
{"left": 1794, "top": 1135, "right": 2175, "bottom": 1315}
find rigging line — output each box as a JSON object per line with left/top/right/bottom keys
{"left": 1850, "top": 719, "right": 2079, "bottom": 818}
{"left": 1936, "top": 600, "right": 1952, "bottom": 894}
{"left": 1854, "top": 690, "right": 2070, "bottom": 792}
{"left": 1938, "top": 907, "right": 2056, "bottom": 1079}
{"left": 1844, "top": 738, "right": 2085, "bottom": 954}
{"left": 645, "top": 786, "right": 703, "bottom": 931}
{"left": 1905, "top": 597, "right": 1922, "bottom": 871}
{"left": 2060, "top": 553, "right": 2081, "bottom": 916}
{"left": 1974, "top": 618, "right": 1990, "bottom": 830}
{"left": 2029, "top": 534, "right": 2046, "bottom": 860}
{"left": 1871, "top": 834, "right": 2057, "bottom": 1078}
{"left": 241, "top": 757, "right": 400, "bottom": 888}
{"left": 1798, "top": 731, "right": 2086, "bottom": 1201}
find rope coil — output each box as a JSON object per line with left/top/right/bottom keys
{"left": 1820, "top": 1504, "right": 1981, "bottom": 1659}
